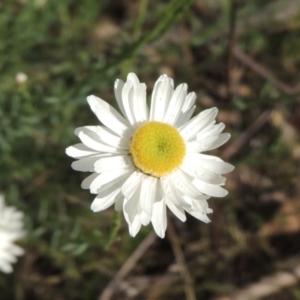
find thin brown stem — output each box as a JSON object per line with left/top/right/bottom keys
{"left": 222, "top": 109, "right": 272, "bottom": 160}
{"left": 99, "top": 231, "right": 157, "bottom": 300}
{"left": 167, "top": 216, "right": 196, "bottom": 300}
{"left": 234, "top": 47, "right": 296, "bottom": 95}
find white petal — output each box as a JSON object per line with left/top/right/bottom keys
{"left": 139, "top": 210, "right": 151, "bottom": 226}
{"left": 197, "top": 153, "right": 223, "bottom": 161}
{"left": 122, "top": 172, "right": 144, "bottom": 224}
{"left": 114, "top": 194, "right": 124, "bottom": 211}
{"left": 0, "top": 261, "right": 13, "bottom": 273}
{"left": 203, "top": 133, "right": 231, "bottom": 151}
{"left": 0, "top": 195, "right": 4, "bottom": 212}
{"left": 81, "top": 173, "right": 99, "bottom": 189}
{"left": 98, "top": 176, "right": 127, "bottom": 197}
{"left": 0, "top": 251, "right": 17, "bottom": 263}
{"left": 128, "top": 215, "right": 142, "bottom": 237}
{"left": 88, "top": 95, "right": 132, "bottom": 139}
{"left": 195, "top": 153, "right": 235, "bottom": 174}
{"left": 183, "top": 92, "right": 196, "bottom": 112}
{"left": 121, "top": 80, "right": 135, "bottom": 125}
{"left": 123, "top": 176, "right": 143, "bottom": 223}
{"left": 9, "top": 244, "right": 24, "bottom": 256}
{"left": 190, "top": 199, "right": 213, "bottom": 214}
{"left": 165, "top": 196, "right": 186, "bottom": 222}
{"left": 190, "top": 168, "right": 225, "bottom": 185}
{"left": 94, "top": 155, "right": 133, "bottom": 173}
{"left": 91, "top": 188, "right": 121, "bottom": 212}
{"left": 96, "top": 126, "right": 129, "bottom": 149}
{"left": 171, "top": 169, "right": 206, "bottom": 200}
{"left": 151, "top": 197, "right": 167, "bottom": 239}
{"left": 74, "top": 126, "right": 97, "bottom": 136}
{"left": 139, "top": 175, "right": 157, "bottom": 216}
{"left": 96, "top": 171, "right": 132, "bottom": 195}
{"left": 66, "top": 143, "right": 97, "bottom": 159}
{"left": 187, "top": 210, "right": 211, "bottom": 223}
{"left": 89, "top": 168, "right": 134, "bottom": 194}
{"left": 181, "top": 155, "right": 226, "bottom": 184}
{"left": 176, "top": 105, "right": 196, "bottom": 128}
{"left": 131, "top": 83, "right": 149, "bottom": 126}
{"left": 121, "top": 199, "right": 131, "bottom": 225}
{"left": 179, "top": 107, "right": 218, "bottom": 141}
{"left": 160, "top": 177, "right": 184, "bottom": 207}
{"left": 121, "top": 171, "right": 143, "bottom": 200}
{"left": 193, "top": 179, "right": 228, "bottom": 197}
{"left": 114, "top": 79, "right": 126, "bottom": 116}
{"left": 78, "top": 131, "right": 125, "bottom": 154}
{"left": 150, "top": 76, "right": 173, "bottom": 122}
{"left": 120, "top": 75, "right": 148, "bottom": 128}
{"left": 127, "top": 72, "right": 140, "bottom": 85}
{"left": 187, "top": 131, "right": 227, "bottom": 153}
{"left": 86, "top": 94, "right": 102, "bottom": 114}
{"left": 163, "top": 83, "right": 187, "bottom": 125}
{"left": 71, "top": 155, "right": 107, "bottom": 172}
{"left": 175, "top": 92, "right": 196, "bottom": 127}
{"left": 196, "top": 122, "right": 225, "bottom": 141}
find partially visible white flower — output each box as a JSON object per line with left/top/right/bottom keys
{"left": 0, "top": 195, "right": 25, "bottom": 273}
{"left": 66, "top": 73, "right": 234, "bottom": 238}
{"left": 15, "top": 72, "right": 28, "bottom": 84}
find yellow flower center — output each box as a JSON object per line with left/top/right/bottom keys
{"left": 130, "top": 121, "right": 186, "bottom": 177}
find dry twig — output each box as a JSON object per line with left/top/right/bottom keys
{"left": 234, "top": 47, "right": 297, "bottom": 95}
{"left": 222, "top": 46, "right": 300, "bottom": 160}
{"left": 167, "top": 216, "right": 196, "bottom": 300}
{"left": 99, "top": 232, "right": 157, "bottom": 300}
{"left": 213, "top": 257, "right": 300, "bottom": 300}
{"left": 222, "top": 109, "right": 272, "bottom": 160}
{"left": 22, "top": 168, "right": 56, "bottom": 197}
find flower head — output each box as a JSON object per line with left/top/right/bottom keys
{"left": 0, "top": 195, "right": 25, "bottom": 273}
{"left": 66, "top": 73, "right": 234, "bottom": 238}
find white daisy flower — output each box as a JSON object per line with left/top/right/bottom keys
{"left": 66, "top": 73, "right": 234, "bottom": 238}
{"left": 0, "top": 195, "right": 25, "bottom": 273}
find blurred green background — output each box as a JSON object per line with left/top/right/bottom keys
{"left": 1, "top": 0, "right": 300, "bottom": 299}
